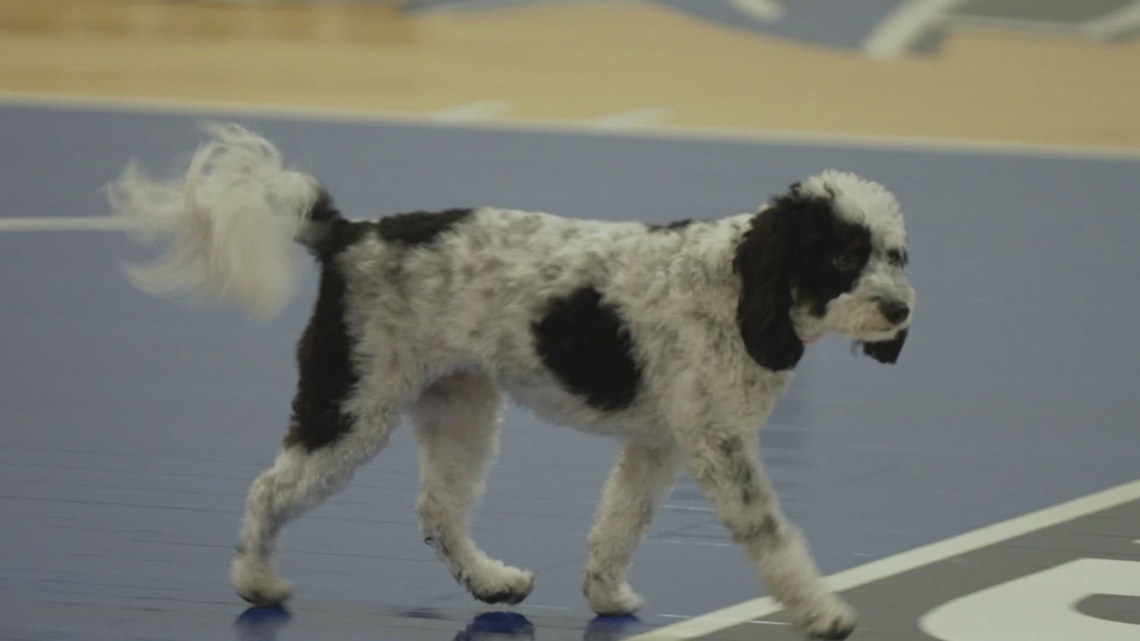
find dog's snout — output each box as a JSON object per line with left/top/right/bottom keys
{"left": 879, "top": 300, "right": 910, "bottom": 325}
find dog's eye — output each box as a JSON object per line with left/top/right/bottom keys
{"left": 832, "top": 254, "right": 858, "bottom": 272}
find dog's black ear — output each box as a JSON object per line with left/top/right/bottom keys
{"left": 861, "top": 328, "right": 908, "bottom": 364}
{"left": 733, "top": 205, "right": 803, "bottom": 371}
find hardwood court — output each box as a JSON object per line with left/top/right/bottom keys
{"left": 1, "top": 0, "right": 1139, "bottom": 150}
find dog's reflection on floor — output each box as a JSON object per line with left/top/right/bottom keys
{"left": 233, "top": 605, "right": 292, "bottom": 641}
{"left": 233, "top": 607, "right": 645, "bottom": 641}
{"left": 582, "top": 614, "right": 644, "bottom": 641}
{"left": 453, "top": 612, "right": 535, "bottom": 640}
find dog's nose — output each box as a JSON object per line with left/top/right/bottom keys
{"left": 880, "top": 300, "right": 910, "bottom": 325}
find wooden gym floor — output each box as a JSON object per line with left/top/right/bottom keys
{"left": 1, "top": 0, "right": 1139, "bottom": 151}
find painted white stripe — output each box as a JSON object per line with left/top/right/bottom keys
{"left": 591, "top": 107, "right": 670, "bottom": 130}
{"left": 730, "top": 0, "right": 785, "bottom": 23}
{"left": 660, "top": 504, "right": 716, "bottom": 513}
{"left": 653, "top": 538, "right": 732, "bottom": 548}
{"left": 519, "top": 603, "right": 571, "bottom": 611}
{"left": 1, "top": 90, "right": 1138, "bottom": 161}
{"left": 0, "top": 217, "right": 125, "bottom": 232}
{"left": 920, "top": 558, "right": 1140, "bottom": 641}
{"left": 430, "top": 100, "right": 512, "bottom": 122}
{"left": 862, "top": 0, "right": 969, "bottom": 59}
{"left": 1083, "top": 1, "right": 1140, "bottom": 39}
{"left": 625, "top": 478, "right": 1140, "bottom": 640}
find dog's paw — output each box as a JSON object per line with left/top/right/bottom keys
{"left": 797, "top": 595, "right": 857, "bottom": 640}
{"left": 462, "top": 560, "right": 536, "bottom": 606}
{"left": 232, "top": 557, "right": 294, "bottom": 606}
{"left": 584, "top": 577, "right": 644, "bottom": 616}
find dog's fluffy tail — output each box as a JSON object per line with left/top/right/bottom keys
{"left": 108, "top": 123, "right": 341, "bottom": 320}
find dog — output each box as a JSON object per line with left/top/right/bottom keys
{"left": 107, "top": 123, "right": 914, "bottom": 640}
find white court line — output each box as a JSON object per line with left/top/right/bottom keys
{"left": 730, "top": 0, "right": 785, "bottom": 23}
{"left": 591, "top": 107, "right": 670, "bottom": 130}
{"left": 862, "top": 0, "right": 969, "bottom": 59}
{"left": 661, "top": 504, "right": 717, "bottom": 512}
{"left": 0, "top": 217, "right": 124, "bottom": 232}
{"left": 430, "top": 99, "right": 513, "bottom": 122}
{"left": 654, "top": 539, "right": 732, "bottom": 548}
{"left": 626, "top": 478, "right": 1140, "bottom": 640}
{"left": 2, "top": 90, "right": 1139, "bottom": 161}
{"left": 1083, "top": 1, "right": 1140, "bottom": 39}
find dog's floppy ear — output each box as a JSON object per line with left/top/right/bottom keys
{"left": 733, "top": 203, "right": 803, "bottom": 371}
{"left": 861, "top": 328, "right": 908, "bottom": 364}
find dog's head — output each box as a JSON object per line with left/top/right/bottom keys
{"left": 733, "top": 170, "right": 914, "bottom": 371}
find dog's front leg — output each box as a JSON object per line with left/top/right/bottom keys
{"left": 583, "top": 440, "right": 683, "bottom": 615}
{"left": 680, "top": 430, "right": 856, "bottom": 640}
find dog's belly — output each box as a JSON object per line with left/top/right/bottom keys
{"left": 498, "top": 375, "right": 666, "bottom": 445}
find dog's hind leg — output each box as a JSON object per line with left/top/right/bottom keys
{"left": 409, "top": 372, "right": 535, "bottom": 605}
{"left": 680, "top": 431, "right": 857, "bottom": 640}
{"left": 231, "top": 264, "right": 406, "bottom": 606}
{"left": 583, "top": 441, "right": 682, "bottom": 615}
{"left": 230, "top": 395, "right": 401, "bottom": 606}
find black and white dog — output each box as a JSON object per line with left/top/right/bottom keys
{"left": 108, "top": 123, "right": 914, "bottom": 640}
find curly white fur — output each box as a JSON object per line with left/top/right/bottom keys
{"left": 107, "top": 123, "right": 320, "bottom": 319}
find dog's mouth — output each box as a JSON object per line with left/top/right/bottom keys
{"left": 853, "top": 328, "right": 909, "bottom": 364}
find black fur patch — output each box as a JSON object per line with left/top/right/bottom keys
{"left": 734, "top": 189, "right": 873, "bottom": 370}
{"left": 733, "top": 205, "right": 803, "bottom": 371}
{"left": 300, "top": 190, "right": 369, "bottom": 262}
{"left": 376, "top": 208, "right": 473, "bottom": 245}
{"left": 307, "top": 189, "right": 341, "bottom": 225}
{"left": 718, "top": 436, "right": 764, "bottom": 505}
{"left": 532, "top": 287, "right": 641, "bottom": 411}
{"left": 757, "top": 514, "right": 780, "bottom": 540}
{"left": 283, "top": 265, "right": 357, "bottom": 451}
{"left": 732, "top": 514, "right": 781, "bottom": 545}
{"left": 790, "top": 202, "right": 873, "bottom": 318}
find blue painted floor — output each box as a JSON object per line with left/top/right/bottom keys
{"left": 2, "top": 103, "right": 1139, "bottom": 640}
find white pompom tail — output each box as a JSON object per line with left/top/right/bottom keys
{"left": 107, "top": 123, "right": 321, "bottom": 320}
